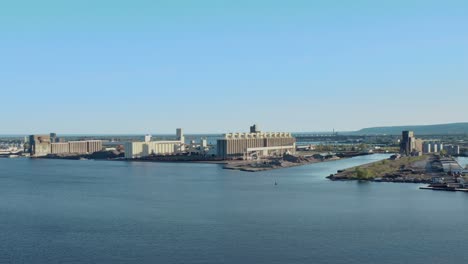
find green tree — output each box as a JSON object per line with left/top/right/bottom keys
{"left": 355, "top": 167, "right": 370, "bottom": 179}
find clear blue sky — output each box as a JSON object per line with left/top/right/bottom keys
{"left": 1, "top": 0, "right": 467, "bottom": 134}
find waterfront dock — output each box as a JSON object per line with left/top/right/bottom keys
{"left": 420, "top": 186, "right": 468, "bottom": 192}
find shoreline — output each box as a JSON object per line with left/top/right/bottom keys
{"left": 221, "top": 156, "right": 348, "bottom": 172}
{"left": 327, "top": 155, "right": 432, "bottom": 183}
{"left": 31, "top": 152, "right": 375, "bottom": 172}
{"left": 419, "top": 186, "right": 468, "bottom": 192}
{"left": 327, "top": 155, "right": 468, "bottom": 192}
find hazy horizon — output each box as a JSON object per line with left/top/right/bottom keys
{"left": 1, "top": 1, "right": 467, "bottom": 134}
{"left": 2, "top": 121, "right": 468, "bottom": 136}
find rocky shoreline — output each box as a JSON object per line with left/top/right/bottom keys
{"left": 327, "top": 155, "right": 468, "bottom": 191}
{"left": 223, "top": 154, "right": 346, "bottom": 172}
{"left": 327, "top": 155, "right": 433, "bottom": 183}
{"left": 35, "top": 151, "right": 375, "bottom": 173}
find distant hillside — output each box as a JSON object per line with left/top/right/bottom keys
{"left": 351, "top": 123, "right": 468, "bottom": 135}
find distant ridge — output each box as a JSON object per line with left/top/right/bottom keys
{"left": 351, "top": 122, "right": 468, "bottom": 135}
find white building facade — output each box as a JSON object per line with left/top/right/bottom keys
{"left": 216, "top": 129, "right": 296, "bottom": 159}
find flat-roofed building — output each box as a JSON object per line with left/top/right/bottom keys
{"left": 87, "top": 140, "right": 103, "bottom": 153}
{"left": 28, "top": 133, "right": 102, "bottom": 156}
{"left": 124, "top": 142, "right": 146, "bottom": 158}
{"left": 69, "top": 141, "right": 88, "bottom": 154}
{"left": 125, "top": 140, "right": 181, "bottom": 159}
{"left": 217, "top": 126, "right": 296, "bottom": 159}
{"left": 145, "top": 141, "right": 179, "bottom": 156}
{"left": 51, "top": 142, "right": 70, "bottom": 154}
{"left": 124, "top": 129, "right": 184, "bottom": 159}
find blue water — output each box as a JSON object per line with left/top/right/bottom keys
{"left": 1, "top": 155, "right": 468, "bottom": 264}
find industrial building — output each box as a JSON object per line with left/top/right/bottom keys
{"left": 50, "top": 142, "right": 69, "bottom": 154}
{"left": 216, "top": 125, "right": 296, "bottom": 159}
{"left": 124, "top": 128, "right": 185, "bottom": 159}
{"left": 28, "top": 134, "right": 53, "bottom": 156}
{"left": 422, "top": 142, "right": 444, "bottom": 154}
{"left": 400, "top": 131, "right": 423, "bottom": 156}
{"left": 87, "top": 140, "right": 103, "bottom": 154}
{"left": 51, "top": 140, "right": 103, "bottom": 154}
{"left": 422, "top": 142, "right": 432, "bottom": 154}
{"left": 69, "top": 141, "right": 88, "bottom": 153}
{"left": 176, "top": 128, "right": 185, "bottom": 144}
{"left": 187, "top": 138, "right": 215, "bottom": 156}
{"left": 28, "top": 133, "right": 102, "bottom": 156}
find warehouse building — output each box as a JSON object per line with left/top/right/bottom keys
{"left": 69, "top": 141, "right": 88, "bottom": 154}
{"left": 124, "top": 128, "right": 185, "bottom": 159}
{"left": 29, "top": 132, "right": 103, "bottom": 156}
{"left": 51, "top": 142, "right": 70, "bottom": 154}
{"left": 67, "top": 140, "right": 103, "bottom": 154}
{"left": 216, "top": 125, "right": 296, "bottom": 159}
{"left": 87, "top": 140, "right": 103, "bottom": 153}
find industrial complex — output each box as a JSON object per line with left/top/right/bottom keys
{"left": 12, "top": 126, "right": 464, "bottom": 165}
{"left": 27, "top": 133, "right": 103, "bottom": 157}
{"left": 124, "top": 125, "right": 296, "bottom": 160}
{"left": 124, "top": 129, "right": 186, "bottom": 159}
{"left": 216, "top": 124, "right": 296, "bottom": 159}
{"left": 400, "top": 131, "right": 460, "bottom": 156}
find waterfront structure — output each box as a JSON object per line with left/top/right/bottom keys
{"left": 69, "top": 141, "right": 89, "bottom": 154}
{"left": 51, "top": 142, "right": 69, "bottom": 154}
{"left": 415, "top": 139, "right": 423, "bottom": 155}
{"left": 28, "top": 133, "right": 102, "bottom": 156}
{"left": 145, "top": 141, "right": 180, "bottom": 155}
{"left": 28, "top": 134, "right": 52, "bottom": 156}
{"left": 87, "top": 140, "right": 103, "bottom": 154}
{"left": 125, "top": 141, "right": 180, "bottom": 158}
{"left": 125, "top": 142, "right": 145, "bottom": 158}
{"left": 400, "top": 131, "right": 414, "bottom": 155}
{"left": 423, "top": 142, "right": 432, "bottom": 154}
{"left": 176, "top": 128, "right": 184, "bottom": 143}
{"left": 400, "top": 131, "right": 423, "bottom": 156}
{"left": 187, "top": 138, "right": 214, "bottom": 156}
{"left": 422, "top": 141, "right": 446, "bottom": 154}
{"left": 216, "top": 125, "right": 296, "bottom": 159}
{"left": 50, "top": 140, "right": 102, "bottom": 154}
{"left": 124, "top": 129, "right": 185, "bottom": 159}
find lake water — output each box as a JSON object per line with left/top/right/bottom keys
{"left": 1, "top": 155, "right": 468, "bottom": 264}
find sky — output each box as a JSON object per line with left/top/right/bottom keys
{"left": 1, "top": 0, "right": 467, "bottom": 134}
